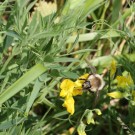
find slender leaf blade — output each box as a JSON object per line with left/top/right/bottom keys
{"left": 0, "top": 64, "right": 46, "bottom": 104}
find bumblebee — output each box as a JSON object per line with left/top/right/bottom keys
{"left": 81, "top": 73, "right": 105, "bottom": 107}
{"left": 82, "top": 74, "right": 105, "bottom": 92}
{"left": 81, "top": 59, "right": 106, "bottom": 107}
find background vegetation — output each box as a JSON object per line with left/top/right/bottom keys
{"left": 0, "top": 0, "right": 135, "bottom": 134}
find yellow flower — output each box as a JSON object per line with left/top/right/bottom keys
{"left": 60, "top": 79, "right": 83, "bottom": 97}
{"left": 110, "top": 60, "right": 116, "bottom": 77}
{"left": 74, "top": 79, "right": 84, "bottom": 90}
{"left": 73, "top": 73, "right": 89, "bottom": 90}
{"left": 60, "top": 74, "right": 89, "bottom": 115}
{"left": 107, "top": 91, "right": 124, "bottom": 99}
{"left": 74, "top": 74, "right": 89, "bottom": 87}
{"left": 60, "top": 74, "right": 89, "bottom": 97}
{"left": 79, "top": 73, "right": 89, "bottom": 80}
{"left": 62, "top": 96, "right": 75, "bottom": 115}
{"left": 60, "top": 79, "right": 74, "bottom": 97}
{"left": 73, "top": 74, "right": 89, "bottom": 96}
{"left": 116, "top": 75, "right": 134, "bottom": 88}
{"left": 72, "top": 89, "right": 83, "bottom": 96}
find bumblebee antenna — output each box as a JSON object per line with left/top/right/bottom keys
{"left": 85, "top": 58, "right": 96, "bottom": 74}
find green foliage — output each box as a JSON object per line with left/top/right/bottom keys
{"left": 0, "top": 0, "right": 135, "bottom": 134}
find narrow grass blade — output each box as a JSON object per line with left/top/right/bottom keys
{"left": 66, "top": 30, "right": 121, "bottom": 43}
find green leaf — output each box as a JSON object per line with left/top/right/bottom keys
{"left": 28, "top": 12, "right": 40, "bottom": 37}
{"left": 60, "top": 49, "right": 97, "bottom": 56}
{"left": 53, "top": 111, "right": 68, "bottom": 118}
{"left": 3, "top": 34, "right": 14, "bottom": 50}
{"left": 54, "top": 57, "right": 79, "bottom": 62}
{"left": 81, "top": 0, "right": 104, "bottom": 21}
{"left": 50, "top": 69, "right": 60, "bottom": 77}
{"left": 0, "top": 64, "right": 46, "bottom": 104}
{"left": 42, "top": 98, "right": 55, "bottom": 108}
{"left": 66, "top": 30, "right": 121, "bottom": 43}
{"left": 0, "top": 117, "right": 26, "bottom": 130}
{"left": 111, "top": 0, "right": 121, "bottom": 23}
{"left": 44, "top": 55, "right": 54, "bottom": 62}
{"left": 25, "top": 78, "right": 43, "bottom": 114}
{"left": 60, "top": 71, "right": 79, "bottom": 79}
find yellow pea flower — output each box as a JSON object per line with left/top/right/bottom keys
{"left": 107, "top": 91, "right": 124, "bottom": 99}
{"left": 60, "top": 74, "right": 89, "bottom": 115}
{"left": 60, "top": 79, "right": 74, "bottom": 97}
{"left": 116, "top": 75, "right": 134, "bottom": 88}
{"left": 60, "top": 78, "right": 83, "bottom": 98}
{"left": 73, "top": 74, "right": 89, "bottom": 96}
{"left": 60, "top": 79, "right": 78, "bottom": 115}
{"left": 79, "top": 73, "right": 89, "bottom": 80}
{"left": 62, "top": 96, "right": 75, "bottom": 115}
{"left": 72, "top": 89, "right": 83, "bottom": 96}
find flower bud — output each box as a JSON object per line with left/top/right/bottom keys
{"left": 77, "top": 122, "right": 86, "bottom": 135}
{"left": 86, "top": 110, "right": 95, "bottom": 125}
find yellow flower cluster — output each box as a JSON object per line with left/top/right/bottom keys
{"left": 108, "top": 75, "right": 134, "bottom": 99}
{"left": 86, "top": 109, "right": 102, "bottom": 125}
{"left": 60, "top": 74, "right": 89, "bottom": 115}
{"left": 108, "top": 60, "right": 134, "bottom": 99}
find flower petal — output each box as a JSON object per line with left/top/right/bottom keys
{"left": 72, "top": 89, "right": 83, "bottom": 96}
{"left": 79, "top": 73, "right": 89, "bottom": 80}
{"left": 116, "top": 76, "right": 127, "bottom": 88}
{"left": 127, "top": 74, "right": 134, "bottom": 86}
{"left": 62, "top": 96, "right": 75, "bottom": 115}
{"left": 60, "top": 89, "right": 69, "bottom": 97}
{"left": 74, "top": 79, "right": 84, "bottom": 88}
{"left": 116, "top": 75, "right": 134, "bottom": 88}
{"left": 60, "top": 79, "right": 74, "bottom": 97}
{"left": 107, "top": 91, "right": 124, "bottom": 99}
{"left": 74, "top": 74, "right": 89, "bottom": 90}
